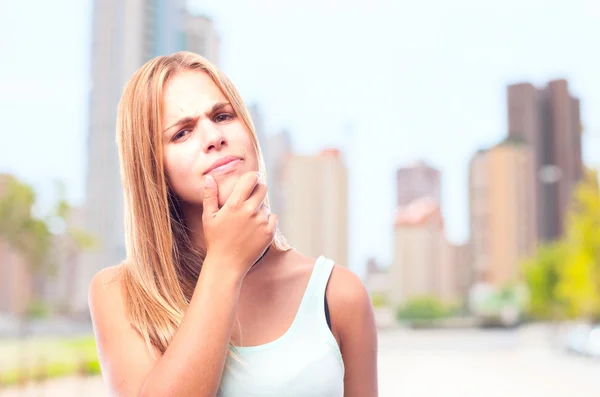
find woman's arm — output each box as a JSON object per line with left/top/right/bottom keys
{"left": 328, "top": 265, "right": 379, "bottom": 397}
{"left": 89, "top": 259, "right": 244, "bottom": 397}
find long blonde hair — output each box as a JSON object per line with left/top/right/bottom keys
{"left": 116, "top": 51, "right": 290, "bottom": 355}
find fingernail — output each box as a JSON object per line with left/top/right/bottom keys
{"left": 257, "top": 172, "right": 263, "bottom": 183}
{"left": 205, "top": 175, "right": 213, "bottom": 187}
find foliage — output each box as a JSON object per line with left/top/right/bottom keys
{"left": 0, "top": 335, "right": 100, "bottom": 387}
{"left": 0, "top": 176, "right": 52, "bottom": 274}
{"left": 25, "top": 299, "right": 51, "bottom": 319}
{"left": 371, "top": 293, "right": 388, "bottom": 308}
{"left": 523, "top": 169, "right": 600, "bottom": 321}
{"left": 522, "top": 242, "right": 567, "bottom": 319}
{"left": 556, "top": 169, "right": 600, "bottom": 319}
{"left": 396, "top": 296, "right": 451, "bottom": 322}
{"left": 0, "top": 175, "right": 95, "bottom": 316}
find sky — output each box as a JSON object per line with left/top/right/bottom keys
{"left": 0, "top": 0, "right": 599, "bottom": 274}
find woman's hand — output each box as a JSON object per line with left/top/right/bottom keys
{"left": 202, "top": 171, "right": 277, "bottom": 278}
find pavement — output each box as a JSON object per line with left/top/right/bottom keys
{"left": 2, "top": 325, "right": 600, "bottom": 396}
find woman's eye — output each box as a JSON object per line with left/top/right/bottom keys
{"left": 173, "top": 130, "right": 190, "bottom": 141}
{"left": 215, "top": 113, "right": 234, "bottom": 123}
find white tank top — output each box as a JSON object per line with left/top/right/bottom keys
{"left": 218, "top": 256, "right": 345, "bottom": 396}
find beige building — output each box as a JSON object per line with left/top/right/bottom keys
{"left": 469, "top": 139, "right": 537, "bottom": 287}
{"left": 0, "top": 174, "right": 33, "bottom": 315}
{"left": 0, "top": 240, "right": 32, "bottom": 315}
{"left": 440, "top": 241, "right": 471, "bottom": 304}
{"left": 280, "top": 149, "right": 348, "bottom": 266}
{"left": 389, "top": 197, "right": 445, "bottom": 305}
{"left": 265, "top": 130, "right": 293, "bottom": 220}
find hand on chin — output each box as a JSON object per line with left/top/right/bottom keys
{"left": 215, "top": 175, "right": 238, "bottom": 208}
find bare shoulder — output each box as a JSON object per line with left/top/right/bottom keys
{"left": 327, "top": 264, "right": 371, "bottom": 310}
{"left": 88, "top": 264, "right": 125, "bottom": 310}
{"left": 325, "top": 264, "right": 375, "bottom": 340}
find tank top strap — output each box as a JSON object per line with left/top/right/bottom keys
{"left": 294, "top": 256, "right": 335, "bottom": 329}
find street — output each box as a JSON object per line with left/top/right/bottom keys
{"left": 378, "top": 325, "right": 600, "bottom": 396}
{"left": 2, "top": 325, "right": 599, "bottom": 396}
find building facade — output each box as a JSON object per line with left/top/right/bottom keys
{"left": 469, "top": 140, "right": 537, "bottom": 287}
{"left": 507, "top": 79, "right": 583, "bottom": 241}
{"left": 280, "top": 149, "right": 348, "bottom": 266}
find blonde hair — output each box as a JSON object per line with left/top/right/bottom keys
{"left": 116, "top": 51, "right": 290, "bottom": 355}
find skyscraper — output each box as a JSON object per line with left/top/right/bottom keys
{"left": 469, "top": 139, "right": 537, "bottom": 287}
{"left": 248, "top": 103, "right": 267, "bottom": 149}
{"left": 183, "top": 13, "right": 220, "bottom": 66}
{"left": 390, "top": 197, "right": 445, "bottom": 305}
{"left": 396, "top": 161, "right": 441, "bottom": 207}
{"left": 265, "top": 129, "right": 293, "bottom": 218}
{"left": 79, "top": 0, "right": 185, "bottom": 312}
{"left": 280, "top": 149, "right": 348, "bottom": 266}
{"left": 507, "top": 79, "right": 583, "bottom": 241}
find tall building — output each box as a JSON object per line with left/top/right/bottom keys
{"left": 154, "top": 0, "right": 186, "bottom": 57}
{"left": 440, "top": 241, "right": 471, "bottom": 304}
{"left": 265, "top": 129, "right": 293, "bottom": 218}
{"left": 469, "top": 139, "right": 537, "bottom": 287}
{"left": 507, "top": 79, "right": 583, "bottom": 241}
{"left": 80, "top": 1, "right": 185, "bottom": 312}
{"left": 389, "top": 198, "right": 445, "bottom": 305}
{"left": 396, "top": 161, "right": 441, "bottom": 207}
{"left": 280, "top": 149, "right": 348, "bottom": 266}
{"left": 183, "top": 13, "right": 220, "bottom": 66}
{"left": 248, "top": 103, "right": 267, "bottom": 149}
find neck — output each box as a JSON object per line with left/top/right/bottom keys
{"left": 179, "top": 202, "right": 207, "bottom": 251}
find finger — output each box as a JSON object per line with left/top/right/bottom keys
{"left": 202, "top": 175, "right": 219, "bottom": 218}
{"left": 226, "top": 172, "right": 260, "bottom": 208}
{"left": 246, "top": 183, "right": 268, "bottom": 210}
{"left": 266, "top": 213, "right": 278, "bottom": 236}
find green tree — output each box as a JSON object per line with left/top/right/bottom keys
{"left": 523, "top": 169, "right": 600, "bottom": 321}
{"left": 0, "top": 175, "right": 94, "bottom": 316}
{"left": 556, "top": 170, "right": 600, "bottom": 320}
{"left": 0, "top": 176, "right": 52, "bottom": 284}
{"left": 522, "top": 242, "right": 567, "bottom": 320}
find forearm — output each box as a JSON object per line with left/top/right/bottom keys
{"left": 140, "top": 257, "right": 243, "bottom": 397}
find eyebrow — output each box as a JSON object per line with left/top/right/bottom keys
{"left": 163, "top": 102, "right": 232, "bottom": 133}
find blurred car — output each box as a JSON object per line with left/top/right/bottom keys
{"left": 564, "top": 323, "right": 593, "bottom": 355}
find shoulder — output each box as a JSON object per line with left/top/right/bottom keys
{"left": 88, "top": 264, "right": 127, "bottom": 318}
{"left": 89, "top": 265, "right": 124, "bottom": 299}
{"left": 327, "top": 264, "right": 371, "bottom": 310}
{"left": 326, "top": 263, "right": 375, "bottom": 337}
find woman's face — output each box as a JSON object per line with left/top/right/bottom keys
{"left": 162, "top": 70, "right": 258, "bottom": 209}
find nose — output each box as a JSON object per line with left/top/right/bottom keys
{"left": 200, "top": 120, "right": 226, "bottom": 153}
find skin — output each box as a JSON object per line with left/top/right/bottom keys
{"left": 88, "top": 70, "right": 378, "bottom": 397}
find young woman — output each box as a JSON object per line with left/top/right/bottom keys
{"left": 89, "top": 51, "right": 378, "bottom": 397}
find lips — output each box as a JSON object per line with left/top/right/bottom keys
{"left": 203, "top": 155, "right": 242, "bottom": 175}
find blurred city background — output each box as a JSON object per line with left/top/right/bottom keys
{"left": 1, "top": 0, "right": 599, "bottom": 396}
